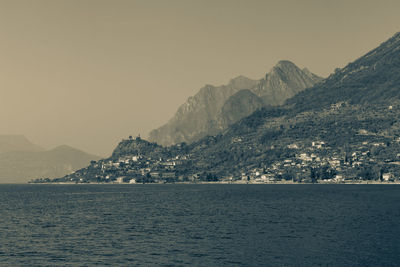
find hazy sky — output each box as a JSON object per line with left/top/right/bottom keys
{"left": 1, "top": 0, "right": 400, "bottom": 156}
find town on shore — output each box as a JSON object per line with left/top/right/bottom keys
{"left": 31, "top": 134, "right": 400, "bottom": 185}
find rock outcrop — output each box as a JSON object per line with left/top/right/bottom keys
{"left": 149, "top": 61, "right": 322, "bottom": 146}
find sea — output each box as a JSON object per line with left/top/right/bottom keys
{"left": 0, "top": 184, "right": 399, "bottom": 266}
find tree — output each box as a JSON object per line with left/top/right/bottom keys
{"left": 310, "top": 168, "right": 318, "bottom": 183}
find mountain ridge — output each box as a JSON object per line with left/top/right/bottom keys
{"left": 0, "top": 135, "right": 44, "bottom": 153}
{"left": 149, "top": 61, "right": 322, "bottom": 146}
{"left": 0, "top": 137, "right": 101, "bottom": 183}
{"left": 47, "top": 31, "right": 400, "bottom": 184}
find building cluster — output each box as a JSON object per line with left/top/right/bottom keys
{"left": 62, "top": 152, "right": 193, "bottom": 184}
{"left": 37, "top": 134, "right": 400, "bottom": 184}
{"left": 238, "top": 139, "right": 400, "bottom": 183}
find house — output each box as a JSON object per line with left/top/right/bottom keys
{"left": 334, "top": 175, "right": 344, "bottom": 182}
{"left": 261, "top": 174, "right": 276, "bottom": 182}
{"left": 189, "top": 174, "right": 200, "bottom": 182}
{"left": 312, "top": 141, "right": 325, "bottom": 149}
{"left": 372, "top": 142, "right": 385, "bottom": 147}
{"left": 115, "top": 177, "right": 124, "bottom": 183}
{"left": 287, "top": 143, "right": 299, "bottom": 149}
{"left": 329, "top": 159, "right": 341, "bottom": 168}
{"left": 150, "top": 172, "right": 160, "bottom": 178}
{"left": 382, "top": 173, "right": 392, "bottom": 181}
{"left": 298, "top": 153, "right": 312, "bottom": 162}
{"left": 162, "top": 172, "right": 176, "bottom": 178}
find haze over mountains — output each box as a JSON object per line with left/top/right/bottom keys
{"left": 0, "top": 135, "right": 100, "bottom": 183}
{"left": 149, "top": 61, "right": 322, "bottom": 146}
{"left": 0, "top": 135, "right": 43, "bottom": 153}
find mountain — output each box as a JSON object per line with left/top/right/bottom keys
{"left": 149, "top": 61, "right": 322, "bottom": 146}
{"left": 253, "top": 60, "right": 323, "bottom": 105}
{"left": 0, "top": 140, "right": 101, "bottom": 183}
{"left": 185, "top": 31, "right": 400, "bottom": 176}
{"left": 111, "top": 136, "right": 169, "bottom": 159}
{"left": 148, "top": 75, "right": 259, "bottom": 146}
{"left": 287, "top": 32, "right": 400, "bottom": 111}
{"left": 50, "top": 31, "right": 400, "bottom": 184}
{"left": 211, "top": 89, "right": 265, "bottom": 131}
{"left": 0, "top": 135, "right": 43, "bottom": 153}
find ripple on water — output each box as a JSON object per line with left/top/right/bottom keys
{"left": 0, "top": 184, "right": 399, "bottom": 266}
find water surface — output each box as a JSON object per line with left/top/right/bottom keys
{"left": 0, "top": 184, "right": 399, "bottom": 266}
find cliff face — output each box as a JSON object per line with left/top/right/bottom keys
{"left": 212, "top": 89, "right": 265, "bottom": 131}
{"left": 253, "top": 60, "right": 323, "bottom": 105}
{"left": 148, "top": 76, "right": 259, "bottom": 145}
{"left": 149, "top": 61, "right": 322, "bottom": 146}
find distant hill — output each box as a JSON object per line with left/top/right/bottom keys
{"left": 111, "top": 136, "right": 169, "bottom": 159}
{"left": 0, "top": 135, "right": 43, "bottom": 153}
{"left": 149, "top": 61, "right": 322, "bottom": 146}
{"left": 0, "top": 138, "right": 100, "bottom": 183}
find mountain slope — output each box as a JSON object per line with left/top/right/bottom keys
{"left": 50, "top": 31, "right": 400, "bottom": 184}
{"left": 253, "top": 60, "right": 323, "bottom": 105}
{"left": 287, "top": 32, "right": 400, "bottom": 111}
{"left": 0, "top": 135, "right": 43, "bottom": 153}
{"left": 148, "top": 76, "right": 259, "bottom": 146}
{"left": 212, "top": 89, "right": 265, "bottom": 131}
{"left": 186, "top": 31, "right": 400, "bottom": 175}
{"left": 0, "top": 143, "right": 101, "bottom": 183}
{"left": 111, "top": 136, "right": 169, "bottom": 159}
{"left": 149, "top": 61, "right": 322, "bottom": 146}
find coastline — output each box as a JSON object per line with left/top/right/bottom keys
{"left": 27, "top": 180, "right": 400, "bottom": 185}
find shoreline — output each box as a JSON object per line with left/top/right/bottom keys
{"left": 26, "top": 181, "right": 400, "bottom": 185}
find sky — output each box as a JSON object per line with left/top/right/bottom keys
{"left": 0, "top": 0, "right": 400, "bottom": 156}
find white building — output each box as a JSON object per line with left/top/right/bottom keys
{"left": 382, "top": 173, "right": 392, "bottom": 181}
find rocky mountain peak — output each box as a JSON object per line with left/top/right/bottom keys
{"left": 268, "top": 60, "right": 302, "bottom": 82}
{"left": 228, "top": 75, "right": 258, "bottom": 89}
{"left": 149, "top": 61, "right": 322, "bottom": 146}
{"left": 253, "top": 60, "right": 322, "bottom": 105}
{"left": 273, "top": 60, "right": 298, "bottom": 70}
